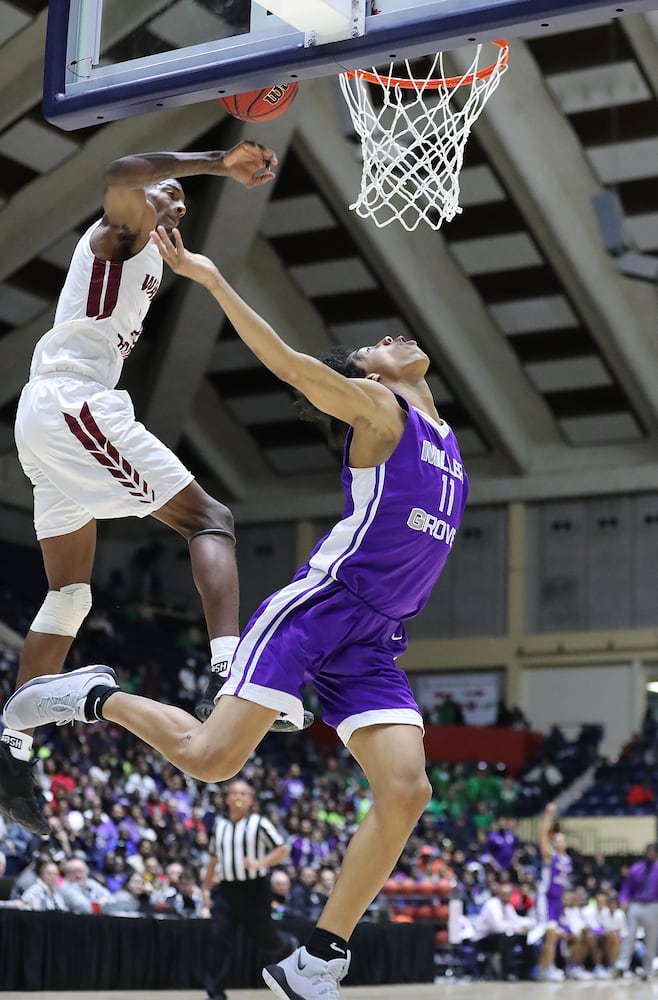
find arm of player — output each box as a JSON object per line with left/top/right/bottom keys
{"left": 539, "top": 802, "right": 556, "bottom": 863}
{"left": 150, "top": 226, "right": 395, "bottom": 431}
{"left": 102, "top": 142, "right": 278, "bottom": 229}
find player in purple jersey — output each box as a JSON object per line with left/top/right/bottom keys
{"left": 4, "top": 225, "right": 468, "bottom": 1000}
{"left": 0, "top": 141, "right": 307, "bottom": 837}
{"left": 535, "top": 802, "right": 573, "bottom": 981}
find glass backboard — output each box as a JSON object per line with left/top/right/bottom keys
{"left": 45, "top": 0, "right": 658, "bottom": 129}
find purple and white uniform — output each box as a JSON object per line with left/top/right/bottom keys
{"left": 221, "top": 395, "right": 468, "bottom": 743}
{"left": 536, "top": 850, "right": 573, "bottom": 925}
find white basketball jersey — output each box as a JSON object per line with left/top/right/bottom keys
{"left": 30, "top": 220, "right": 163, "bottom": 388}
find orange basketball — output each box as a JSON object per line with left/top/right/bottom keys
{"left": 219, "top": 82, "right": 299, "bottom": 121}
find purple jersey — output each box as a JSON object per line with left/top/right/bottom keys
{"left": 222, "top": 397, "right": 468, "bottom": 739}
{"left": 537, "top": 850, "right": 573, "bottom": 923}
{"left": 307, "top": 397, "right": 468, "bottom": 620}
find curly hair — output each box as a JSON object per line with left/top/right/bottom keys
{"left": 294, "top": 345, "right": 365, "bottom": 443}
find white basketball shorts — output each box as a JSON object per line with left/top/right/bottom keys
{"left": 15, "top": 374, "right": 194, "bottom": 539}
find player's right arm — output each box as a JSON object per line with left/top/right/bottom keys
{"left": 102, "top": 145, "right": 277, "bottom": 231}
{"left": 539, "top": 802, "right": 556, "bottom": 863}
{"left": 150, "top": 226, "right": 401, "bottom": 436}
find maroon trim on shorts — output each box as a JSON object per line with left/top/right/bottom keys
{"left": 63, "top": 402, "right": 154, "bottom": 503}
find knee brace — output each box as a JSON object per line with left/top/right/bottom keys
{"left": 30, "top": 583, "right": 93, "bottom": 637}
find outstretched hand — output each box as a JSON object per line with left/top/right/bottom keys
{"left": 150, "top": 226, "right": 218, "bottom": 287}
{"left": 222, "top": 139, "right": 278, "bottom": 187}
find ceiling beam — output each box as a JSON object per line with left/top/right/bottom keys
{"left": 236, "top": 236, "right": 332, "bottom": 358}
{"left": 295, "top": 78, "right": 561, "bottom": 474}
{"left": 621, "top": 11, "right": 658, "bottom": 97}
{"left": 184, "top": 380, "right": 276, "bottom": 500}
{"left": 447, "top": 39, "right": 658, "bottom": 441}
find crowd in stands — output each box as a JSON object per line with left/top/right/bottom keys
{"left": 0, "top": 703, "right": 651, "bottom": 980}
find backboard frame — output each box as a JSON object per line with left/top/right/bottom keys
{"left": 44, "top": 0, "right": 658, "bottom": 130}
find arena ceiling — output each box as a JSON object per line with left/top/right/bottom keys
{"left": 1, "top": 0, "right": 658, "bottom": 528}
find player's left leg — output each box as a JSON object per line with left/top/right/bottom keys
{"left": 4, "top": 673, "right": 277, "bottom": 783}
{"left": 319, "top": 723, "right": 430, "bottom": 937}
{"left": 263, "top": 724, "right": 429, "bottom": 1000}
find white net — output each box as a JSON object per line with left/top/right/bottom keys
{"left": 338, "top": 43, "right": 509, "bottom": 232}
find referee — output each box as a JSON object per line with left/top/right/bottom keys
{"left": 202, "top": 778, "right": 292, "bottom": 1000}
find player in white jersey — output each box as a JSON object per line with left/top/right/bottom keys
{"left": 0, "top": 141, "right": 294, "bottom": 837}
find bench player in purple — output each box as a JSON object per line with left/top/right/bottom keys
{"left": 535, "top": 802, "right": 573, "bottom": 981}
{"left": 4, "top": 224, "right": 469, "bottom": 1000}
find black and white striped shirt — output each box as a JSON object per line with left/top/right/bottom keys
{"left": 209, "top": 813, "right": 284, "bottom": 881}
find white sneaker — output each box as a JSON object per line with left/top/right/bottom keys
{"left": 263, "top": 946, "right": 350, "bottom": 1000}
{"left": 3, "top": 665, "right": 118, "bottom": 730}
{"left": 536, "top": 965, "right": 565, "bottom": 982}
{"left": 594, "top": 965, "right": 612, "bottom": 979}
{"left": 567, "top": 966, "right": 593, "bottom": 980}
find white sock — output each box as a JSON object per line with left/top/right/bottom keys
{"left": 2, "top": 728, "right": 33, "bottom": 762}
{"left": 209, "top": 635, "right": 239, "bottom": 677}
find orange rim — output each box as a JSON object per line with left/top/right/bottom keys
{"left": 345, "top": 39, "right": 509, "bottom": 90}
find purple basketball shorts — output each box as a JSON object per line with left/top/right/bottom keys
{"left": 219, "top": 567, "right": 423, "bottom": 744}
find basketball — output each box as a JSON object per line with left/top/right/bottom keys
{"left": 219, "top": 82, "right": 299, "bottom": 122}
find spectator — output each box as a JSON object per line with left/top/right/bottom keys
{"left": 313, "top": 866, "right": 337, "bottom": 912}
{"left": 270, "top": 869, "right": 292, "bottom": 919}
{"left": 21, "top": 858, "right": 68, "bottom": 911}
{"left": 59, "top": 856, "right": 110, "bottom": 913}
{"left": 290, "top": 818, "right": 324, "bottom": 871}
{"left": 436, "top": 693, "right": 465, "bottom": 726}
{"left": 487, "top": 817, "right": 522, "bottom": 872}
{"left": 155, "top": 866, "right": 204, "bottom": 918}
{"left": 0, "top": 849, "right": 24, "bottom": 910}
{"left": 495, "top": 699, "right": 515, "bottom": 727}
{"left": 124, "top": 756, "right": 158, "bottom": 802}
{"left": 103, "top": 871, "right": 154, "bottom": 917}
{"left": 523, "top": 757, "right": 564, "bottom": 798}
{"left": 288, "top": 865, "right": 328, "bottom": 922}
{"left": 626, "top": 780, "right": 655, "bottom": 808}
{"left": 281, "top": 764, "right": 306, "bottom": 809}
